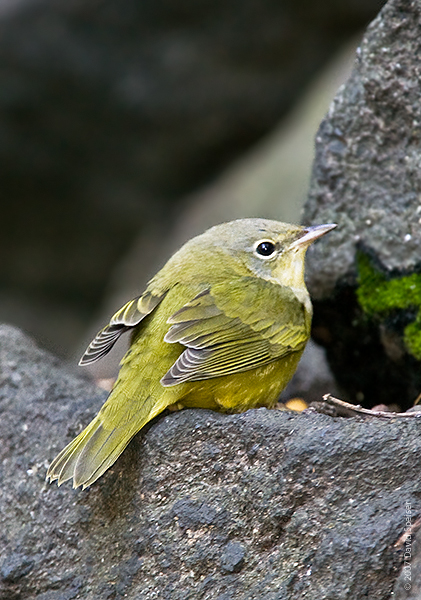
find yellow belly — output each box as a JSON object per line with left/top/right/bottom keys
{"left": 175, "top": 349, "right": 304, "bottom": 413}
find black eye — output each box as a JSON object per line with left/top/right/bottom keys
{"left": 255, "top": 240, "right": 276, "bottom": 257}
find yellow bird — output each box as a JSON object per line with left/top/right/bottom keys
{"left": 47, "top": 218, "right": 335, "bottom": 489}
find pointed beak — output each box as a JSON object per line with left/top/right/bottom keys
{"left": 288, "top": 223, "right": 337, "bottom": 250}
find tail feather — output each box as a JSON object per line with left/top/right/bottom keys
{"left": 46, "top": 418, "right": 140, "bottom": 489}
{"left": 46, "top": 393, "right": 168, "bottom": 489}
{"left": 73, "top": 423, "right": 136, "bottom": 489}
{"left": 47, "top": 419, "right": 100, "bottom": 486}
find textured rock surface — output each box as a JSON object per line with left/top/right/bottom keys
{"left": 303, "top": 0, "right": 421, "bottom": 408}
{"left": 0, "top": 0, "right": 385, "bottom": 356}
{"left": 305, "top": 0, "right": 421, "bottom": 296}
{"left": 0, "top": 324, "right": 418, "bottom": 599}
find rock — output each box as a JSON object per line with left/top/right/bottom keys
{"left": 0, "top": 553, "right": 34, "bottom": 583}
{"left": 0, "top": 0, "right": 384, "bottom": 357}
{"left": 220, "top": 542, "right": 245, "bottom": 574}
{"left": 303, "top": 0, "right": 421, "bottom": 408}
{"left": 0, "top": 323, "right": 416, "bottom": 598}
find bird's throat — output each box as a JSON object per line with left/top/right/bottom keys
{"left": 273, "top": 249, "right": 306, "bottom": 290}
{"left": 272, "top": 249, "right": 312, "bottom": 316}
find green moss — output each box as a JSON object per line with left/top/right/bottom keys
{"left": 356, "top": 251, "right": 421, "bottom": 360}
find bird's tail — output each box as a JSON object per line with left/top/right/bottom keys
{"left": 47, "top": 419, "right": 133, "bottom": 489}
{"left": 46, "top": 392, "right": 166, "bottom": 489}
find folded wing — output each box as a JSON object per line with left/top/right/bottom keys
{"left": 161, "top": 277, "right": 309, "bottom": 386}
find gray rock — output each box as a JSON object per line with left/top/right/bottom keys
{"left": 0, "top": 553, "right": 34, "bottom": 583}
{"left": 220, "top": 542, "right": 245, "bottom": 574}
{"left": 0, "top": 323, "right": 416, "bottom": 598}
{"left": 303, "top": 0, "right": 421, "bottom": 408}
{"left": 305, "top": 0, "right": 421, "bottom": 297}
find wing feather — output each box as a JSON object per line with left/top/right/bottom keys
{"left": 79, "top": 289, "right": 166, "bottom": 366}
{"left": 161, "top": 277, "right": 309, "bottom": 386}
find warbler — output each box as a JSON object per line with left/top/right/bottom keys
{"left": 47, "top": 218, "right": 335, "bottom": 489}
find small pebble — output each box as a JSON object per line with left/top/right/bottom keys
{"left": 285, "top": 398, "right": 308, "bottom": 412}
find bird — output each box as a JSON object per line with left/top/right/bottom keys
{"left": 46, "top": 218, "right": 336, "bottom": 489}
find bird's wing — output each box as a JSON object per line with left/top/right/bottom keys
{"left": 161, "top": 277, "right": 309, "bottom": 386}
{"left": 79, "top": 288, "right": 167, "bottom": 365}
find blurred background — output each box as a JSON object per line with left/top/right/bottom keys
{"left": 0, "top": 0, "right": 386, "bottom": 375}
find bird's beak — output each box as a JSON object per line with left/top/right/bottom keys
{"left": 288, "top": 223, "right": 337, "bottom": 250}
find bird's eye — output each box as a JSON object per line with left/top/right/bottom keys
{"left": 254, "top": 240, "right": 276, "bottom": 258}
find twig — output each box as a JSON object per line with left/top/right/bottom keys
{"left": 394, "top": 516, "right": 421, "bottom": 550}
{"left": 321, "top": 394, "right": 421, "bottom": 419}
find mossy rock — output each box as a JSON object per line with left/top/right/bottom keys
{"left": 356, "top": 251, "right": 421, "bottom": 361}
{"left": 310, "top": 250, "right": 421, "bottom": 410}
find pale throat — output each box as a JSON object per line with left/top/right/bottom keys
{"left": 272, "top": 249, "right": 312, "bottom": 313}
